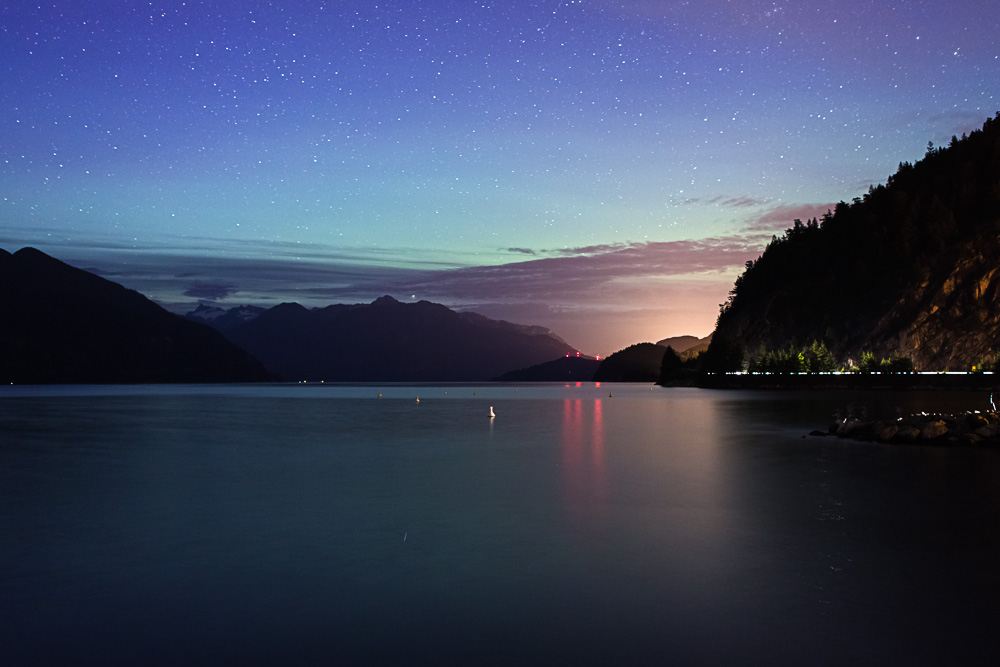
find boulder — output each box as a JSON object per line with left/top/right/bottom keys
{"left": 838, "top": 419, "right": 863, "bottom": 436}
{"left": 921, "top": 420, "right": 949, "bottom": 439}
{"left": 975, "top": 423, "right": 1000, "bottom": 438}
{"left": 876, "top": 424, "right": 899, "bottom": 442}
{"left": 963, "top": 433, "right": 984, "bottom": 445}
{"left": 966, "top": 413, "right": 989, "bottom": 429}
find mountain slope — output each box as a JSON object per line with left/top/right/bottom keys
{"left": 495, "top": 356, "right": 601, "bottom": 382}
{"left": 657, "top": 334, "right": 712, "bottom": 360}
{"left": 0, "top": 247, "right": 270, "bottom": 383}
{"left": 710, "top": 113, "right": 1000, "bottom": 371}
{"left": 655, "top": 335, "right": 700, "bottom": 352}
{"left": 593, "top": 343, "right": 665, "bottom": 382}
{"left": 186, "top": 303, "right": 265, "bottom": 331}
{"left": 221, "top": 295, "right": 577, "bottom": 381}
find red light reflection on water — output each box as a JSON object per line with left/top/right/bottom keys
{"left": 561, "top": 398, "right": 607, "bottom": 524}
{"left": 593, "top": 398, "right": 604, "bottom": 468}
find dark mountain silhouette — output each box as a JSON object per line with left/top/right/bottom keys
{"left": 655, "top": 335, "right": 700, "bottom": 352}
{"left": 657, "top": 334, "right": 712, "bottom": 360}
{"left": 0, "top": 247, "right": 270, "bottom": 383}
{"left": 203, "top": 295, "right": 577, "bottom": 381}
{"left": 494, "top": 356, "right": 601, "bottom": 382}
{"left": 593, "top": 343, "right": 665, "bottom": 382}
{"left": 708, "top": 112, "right": 1000, "bottom": 372}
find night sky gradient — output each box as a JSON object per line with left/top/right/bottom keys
{"left": 3, "top": 1, "right": 997, "bottom": 353}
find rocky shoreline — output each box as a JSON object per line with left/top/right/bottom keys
{"left": 819, "top": 410, "right": 1000, "bottom": 446}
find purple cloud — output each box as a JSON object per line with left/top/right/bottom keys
{"left": 389, "top": 236, "right": 772, "bottom": 307}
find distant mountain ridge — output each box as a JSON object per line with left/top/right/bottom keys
{"left": 187, "top": 303, "right": 265, "bottom": 331}
{"left": 495, "top": 356, "right": 601, "bottom": 382}
{"left": 492, "top": 334, "right": 710, "bottom": 383}
{"left": 657, "top": 334, "right": 712, "bottom": 360}
{"left": 655, "top": 335, "right": 700, "bottom": 352}
{"left": 593, "top": 343, "right": 665, "bottom": 382}
{"left": 0, "top": 247, "right": 270, "bottom": 383}
{"left": 190, "top": 296, "right": 577, "bottom": 381}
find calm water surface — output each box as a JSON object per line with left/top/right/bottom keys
{"left": 2, "top": 383, "right": 999, "bottom": 665}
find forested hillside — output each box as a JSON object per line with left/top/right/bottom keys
{"left": 707, "top": 113, "right": 1000, "bottom": 371}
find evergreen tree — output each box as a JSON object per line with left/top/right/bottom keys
{"left": 659, "top": 346, "right": 683, "bottom": 382}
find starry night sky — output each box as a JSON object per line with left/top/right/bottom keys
{"left": 2, "top": 1, "right": 997, "bottom": 354}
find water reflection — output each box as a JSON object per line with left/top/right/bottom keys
{"left": 6, "top": 386, "right": 1000, "bottom": 664}
{"left": 560, "top": 398, "right": 606, "bottom": 524}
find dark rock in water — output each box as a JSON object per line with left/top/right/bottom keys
{"left": 920, "top": 420, "right": 949, "bottom": 440}
{"left": 976, "top": 423, "right": 1000, "bottom": 438}
{"left": 963, "top": 432, "right": 985, "bottom": 445}
{"left": 875, "top": 423, "right": 899, "bottom": 442}
{"left": 966, "top": 413, "right": 990, "bottom": 430}
{"left": 809, "top": 430, "right": 829, "bottom": 437}
{"left": 836, "top": 418, "right": 870, "bottom": 438}
{"left": 821, "top": 410, "right": 1000, "bottom": 447}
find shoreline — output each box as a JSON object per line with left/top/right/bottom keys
{"left": 694, "top": 372, "right": 1000, "bottom": 391}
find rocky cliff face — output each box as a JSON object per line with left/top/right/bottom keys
{"left": 871, "top": 246, "right": 1000, "bottom": 370}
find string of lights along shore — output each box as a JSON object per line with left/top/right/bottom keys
{"left": 2, "top": 1, "right": 996, "bottom": 354}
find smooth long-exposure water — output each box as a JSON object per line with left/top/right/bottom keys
{"left": 2, "top": 383, "right": 999, "bottom": 665}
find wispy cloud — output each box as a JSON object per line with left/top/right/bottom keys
{"left": 183, "top": 280, "right": 239, "bottom": 300}
{"left": 550, "top": 242, "right": 633, "bottom": 256}
{"left": 926, "top": 109, "right": 994, "bottom": 139}
{"left": 886, "top": 109, "right": 993, "bottom": 145}
{"left": 676, "top": 194, "right": 769, "bottom": 209}
{"left": 746, "top": 203, "right": 838, "bottom": 232}
{"left": 706, "top": 195, "right": 768, "bottom": 208}
{"left": 0, "top": 231, "right": 469, "bottom": 271}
